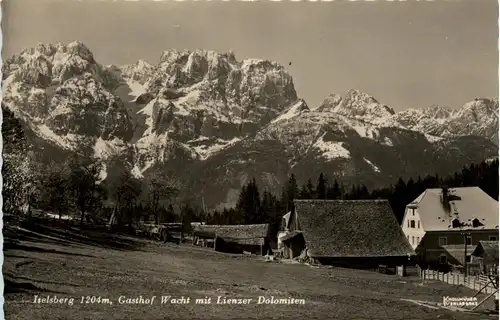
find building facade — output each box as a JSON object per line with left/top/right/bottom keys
{"left": 401, "top": 187, "right": 499, "bottom": 268}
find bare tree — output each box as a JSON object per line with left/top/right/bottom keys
{"left": 39, "top": 160, "right": 72, "bottom": 219}
{"left": 2, "top": 107, "right": 42, "bottom": 218}
{"left": 67, "top": 156, "right": 104, "bottom": 225}
{"left": 109, "top": 170, "right": 142, "bottom": 226}
{"left": 145, "top": 172, "right": 180, "bottom": 224}
{"left": 3, "top": 151, "right": 42, "bottom": 218}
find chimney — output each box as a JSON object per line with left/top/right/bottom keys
{"left": 441, "top": 187, "right": 449, "bottom": 203}
{"left": 441, "top": 187, "right": 452, "bottom": 215}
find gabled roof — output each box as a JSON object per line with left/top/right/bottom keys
{"left": 293, "top": 200, "right": 415, "bottom": 258}
{"left": 441, "top": 245, "right": 476, "bottom": 266}
{"left": 283, "top": 211, "right": 291, "bottom": 228}
{"left": 280, "top": 231, "right": 303, "bottom": 242}
{"left": 407, "top": 187, "right": 499, "bottom": 231}
{"left": 193, "top": 224, "right": 270, "bottom": 240}
{"left": 471, "top": 241, "right": 499, "bottom": 262}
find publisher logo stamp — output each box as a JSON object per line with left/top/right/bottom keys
{"left": 442, "top": 296, "right": 478, "bottom": 308}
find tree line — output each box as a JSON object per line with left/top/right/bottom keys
{"left": 2, "top": 106, "right": 181, "bottom": 228}
{"left": 210, "top": 158, "right": 499, "bottom": 229}
{"left": 3, "top": 105, "right": 498, "bottom": 232}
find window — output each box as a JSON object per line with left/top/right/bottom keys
{"left": 439, "top": 255, "right": 447, "bottom": 264}
{"left": 412, "top": 209, "right": 415, "bottom": 216}
{"left": 472, "top": 218, "right": 484, "bottom": 228}
{"left": 489, "top": 236, "right": 497, "bottom": 241}
{"left": 466, "top": 236, "right": 472, "bottom": 245}
{"left": 412, "top": 236, "right": 414, "bottom": 245}
{"left": 410, "top": 220, "right": 415, "bottom": 228}
{"left": 439, "top": 237, "right": 448, "bottom": 246}
{"left": 407, "top": 220, "right": 410, "bottom": 228}
{"left": 407, "top": 235, "right": 410, "bottom": 241}
{"left": 417, "top": 221, "right": 420, "bottom": 229}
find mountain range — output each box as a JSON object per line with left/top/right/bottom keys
{"left": 2, "top": 41, "right": 498, "bottom": 209}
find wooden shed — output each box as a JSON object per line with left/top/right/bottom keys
{"left": 281, "top": 200, "right": 416, "bottom": 268}
{"left": 192, "top": 224, "right": 271, "bottom": 255}
{"left": 471, "top": 241, "right": 499, "bottom": 275}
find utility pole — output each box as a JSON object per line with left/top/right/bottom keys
{"left": 461, "top": 230, "right": 471, "bottom": 280}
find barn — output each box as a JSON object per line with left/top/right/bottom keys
{"left": 280, "top": 200, "right": 415, "bottom": 269}
{"left": 471, "top": 241, "right": 499, "bottom": 275}
{"left": 192, "top": 224, "right": 271, "bottom": 255}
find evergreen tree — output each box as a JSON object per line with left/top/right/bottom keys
{"left": 299, "top": 184, "right": 310, "bottom": 199}
{"left": 306, "top": 178, "right": 315, "bottom": 199}
{"left": 236, "top": 178, "right": 261, "bottom": 224}
{"left": 358, "top": 185, "right": 370, "bottom": 199}
{"left": 316, "top": 173, "right": 327, "bottom": 199}
{"left": 327, "top": 180, "right": 342, "bottom": 199}
{"left": 284, "top": 174, "right": 299, "bottom": 211}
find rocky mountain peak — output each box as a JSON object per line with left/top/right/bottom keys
{"left": 315, "top": 89, "right": 395, "bottom": 123}
{"left": 458, "top": 98, "right": 499, "bottom": 115}
{"left": 4, "top": 42, "right": 498, "bottom": 210}
{"left": 4, "top": 41, "right": 110, "bottom": 89}
{"left": 315, "top": 93, "right": 343, "bottom": 112}
{"left": 120, "top": 59, "right": 155, "bottom": 84}
{"left": 425, "top": 104, "right": 453, "bottom": 119}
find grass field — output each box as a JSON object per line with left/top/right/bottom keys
{"left": 3, "top": 222, "right": 498, "bottom": 320}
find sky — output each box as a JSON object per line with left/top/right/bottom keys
{"left": 3, "top": 0, "right": 498, "bottom": 110}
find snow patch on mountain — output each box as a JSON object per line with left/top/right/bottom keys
{"left": 125, "top": 80, "right": 146, "bottom": 101}
{"left": 191, "top": 137, "right": 241, "bottom": 160}
{"left": 424, "top": 133, "right": 444, "bottom": 143}
{"left": 272, "top": 99, "right": 309, "bottom": 123}
{"left": 35, "top": 124, "right": 80, "bottom": 150}
{"left": 98, "top": 163, "right": 108, "bottom": 183}
{"left": 93, "top": 137, "right": 127, "bottom": 159}
{"left": 352, "top": 124, "right": 379, "bottom": 139}
{"left": 313, "top": 133, "right": 350, "bottom": 160}
{"left": 382, "top": 137, "right": 394, "bottom": 147}
{"left": 363, "top": 158, "right": 381, "bottom": 173}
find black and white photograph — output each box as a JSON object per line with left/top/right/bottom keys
{"left": 2, "top": 0, "right": 499, "bottom": 319}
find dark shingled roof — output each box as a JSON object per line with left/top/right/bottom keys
{"left": 472, "top": 241, "right": 499, "bottom": 263}
{"left": 193, "top": 224, "right": 270, "bottom": 242}
{"left": 280, "top": 231, "right": 303, "bottom": 242}
{"left": 293, "top": 200, "right": 415, "bottom": 258}
{"left": 441, "top": 245, "right": 476, "bottom": 266}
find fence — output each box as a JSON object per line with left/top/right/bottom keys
{"left": 420, "top": 268, "right": 498, "bottom": 294}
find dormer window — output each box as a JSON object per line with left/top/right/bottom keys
{"left": 452, "top": 219, "right": 461, "bottom": 228}
{"left": 410, "top": 220, "right": 415, "bottom": 228}
{"left": 472, "top": 218, "right": 484, "bottom": 228}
